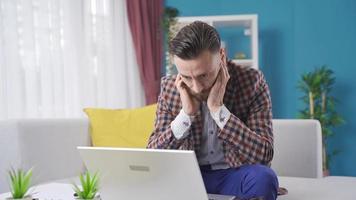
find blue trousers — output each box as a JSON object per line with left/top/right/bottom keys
{"left": 200, "top": 164, "right": 279, "bottom": 200}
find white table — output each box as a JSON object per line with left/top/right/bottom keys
{"left": 1, "top": 176, "right": 356, "bottom": 199}
{"left": 0, "top": 182, "right": 76, "bottom": 199}
{"left": 277, "top": 176, "right": 356, "bottom": 199}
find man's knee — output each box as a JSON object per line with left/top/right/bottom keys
{"left": 220, "top": 165, "right": 278, "bottom": 200}
{"left": 250, "top": 164, "right": 278, "bottom": 185}
{"left": 242, "top": 164, "right": 279, "bottom": 198}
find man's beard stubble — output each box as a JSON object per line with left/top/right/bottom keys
{"left": 187, "top": 88, "right": 210, "bottom": 102}
{"left": 184, "top": 67, "right": 220, "bottom": 102}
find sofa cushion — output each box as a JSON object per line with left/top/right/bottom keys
{"left": 84, "top": 104, "right": 156, "bottom": 148}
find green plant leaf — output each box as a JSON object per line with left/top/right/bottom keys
{"left": 8, "top": 168, "right": 32, "bottom": 198}
{"left": 73, "top": 171, "right": 99, "bottom": 199}
{"left": 297, "top": 65, "right": 345, "bottom": 171}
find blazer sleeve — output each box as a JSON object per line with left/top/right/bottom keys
{"left": 217, "top": 70, "right": 274, "bottom": 165}
{"left": 146, "top": 77, "right": 193, "bottom": 150}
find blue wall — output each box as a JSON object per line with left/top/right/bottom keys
{"left": 166, "top": 0, "right": 356, "bottom": 176}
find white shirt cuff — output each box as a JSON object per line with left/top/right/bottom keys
{"left": 210, "top": 104, "right": 231, "bottom": 129}
{"left": 171, "top": 109, "right": 192, "bottom": 139}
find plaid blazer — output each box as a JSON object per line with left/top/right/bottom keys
{"left": 147, "top": 60, "right": 274, "bottom": 167}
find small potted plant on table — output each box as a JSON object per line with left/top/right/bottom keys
{"left": 73, "top": 171, "right": 100, "bottom": 200}
{"left": 7, "top": 168, "right": 33, "bottom": 200}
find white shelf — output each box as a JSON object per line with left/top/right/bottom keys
{"left": 177, "top": 14, "right": 259, "bottom": 69}
{"left": 232, "top": 59, "right": 254, "bottom": 66}
{"left": 178, "top": 15, "right": 255, "bottom": 27}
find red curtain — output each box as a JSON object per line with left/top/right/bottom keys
{"left": 126, "top": 0, "right": 164, "bottom": 105}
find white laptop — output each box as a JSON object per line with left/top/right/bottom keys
{"left": 77, "top": 147, "right": 236, "bottom": 200}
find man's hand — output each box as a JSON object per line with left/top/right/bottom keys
{"left": 175, "top": 74, "right": 201, "bottom": 116}
{"left": 207, "top": 62, "right": 230, "bottom": 113}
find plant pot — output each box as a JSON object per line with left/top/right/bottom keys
{"left": 6, "top": 196, "right": 33, "bottom": 200}
{"left": 76, "top": 197, "right": 101, "bottom": 200}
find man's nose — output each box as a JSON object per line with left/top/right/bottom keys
{"left": 192, "top": 80, "right": 204, "bottom": 93}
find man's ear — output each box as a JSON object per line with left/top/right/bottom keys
{"left": 219, "top": 48, "right": 227, "bottom": 67}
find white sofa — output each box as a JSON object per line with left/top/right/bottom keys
{"left": 0, "top": 118, "right": 324, "bottom": 194}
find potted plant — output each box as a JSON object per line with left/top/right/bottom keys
{"left": 297, "top": 65, "right": 344, "bottom": 175}
{"left": 7, "top": 168, "right": 33, "bottom": 200}
{"left": 73, "top": 171, "right": 100, "bottom": 200}
{"left": 163, "top": 6, "right": 179, "bottom": 75}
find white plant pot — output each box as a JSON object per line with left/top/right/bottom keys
{"left": 6, "top": 196, "right": 33, "bottom": 200}
{"left": 76, "top": 197, "right": 100, "bottom": 200}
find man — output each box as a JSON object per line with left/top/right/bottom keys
{"left": 147, "top": 21, "right": 278, "bottom": 200}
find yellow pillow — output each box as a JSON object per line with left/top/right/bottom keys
{"left": 83, "top": 104, "right": 157, "bottom": 148}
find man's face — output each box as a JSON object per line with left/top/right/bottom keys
{"left": 174, "top": 49, "right": 225, "bottom": 101}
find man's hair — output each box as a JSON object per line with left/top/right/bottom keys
{"left": 169, "top": 21, "right": 221, "bottom": 60}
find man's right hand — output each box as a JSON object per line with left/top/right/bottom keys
{"left": 175, "top": 74, "right": 200, "bottom": 116}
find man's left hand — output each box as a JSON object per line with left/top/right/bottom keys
{"left": 207, "top": 62, "right": 230, "bottom": 113}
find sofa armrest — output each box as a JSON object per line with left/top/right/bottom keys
{"left": 0, "top": 120, "right": 22, "bottom": 193}
{"left": 16, "top": 118, "right": 91, "bottom": 184}
{"left": 0, "top": 118, "right": 91, "bottom": 193}
{"left": 271, "top": 119, "right": 323, "bottom": 178}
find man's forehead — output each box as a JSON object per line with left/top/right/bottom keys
{"left": 174, "top": 52, "right": 220, "bottom": 76}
